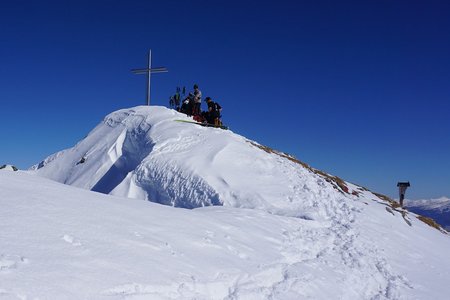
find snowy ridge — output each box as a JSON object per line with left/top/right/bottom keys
{"left": 22, "top": 106, "right": 450, "bottom": 299}
{"left": 32, "top": 106, "right": 370, "bottom": 216}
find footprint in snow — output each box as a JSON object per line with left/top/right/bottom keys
{"left": 0, "top": 288, "right": 30, "bottom": 300}
{"left": 0, "top": 254, "right": 29, "bottom": 271}
{"left": 226, "top": 245, "right": 249, "bottom": 259}
{"left": 62, "top": 234, "right": 82, "bottom": 246}
{"left": 164, "top": 242, "right": 182, "bottom": 257}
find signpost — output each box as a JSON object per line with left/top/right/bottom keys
{"left": 397, "top": 181, "right": 410, "bottom": 207}
{"left": 131, "top": 49, "right": 168, "bottom": 106}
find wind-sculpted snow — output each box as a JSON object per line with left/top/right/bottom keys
{"left": 31, "top": 106, "right": 359, "bottom": 217}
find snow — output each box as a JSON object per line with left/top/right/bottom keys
{"left": 406, "top": 197, "right": 450, "bottom": 212}
{"left": 1, "top": 105, "right": 448, "bottom": 299}
{"left": 29, "top": 106, "right": 364, "bottom": 216}
{"left": 1, "top": 171, "right": 450, "bottom": 299}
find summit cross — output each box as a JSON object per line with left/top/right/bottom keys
{"left": 131, "top": 49, "right": 168, "bottom": 106}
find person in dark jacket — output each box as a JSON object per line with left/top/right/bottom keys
{"left": 180, "top": 93, "right": 195, "bottom": 116}
{"left": 205, "top": 97, "right": 222, "bottom": 126}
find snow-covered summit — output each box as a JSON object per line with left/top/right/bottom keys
{"left": 6, "top": 105, "right": 450, "bottom": 298}
{"left": 32, "top": 106, "right": 369, "bottom": 218}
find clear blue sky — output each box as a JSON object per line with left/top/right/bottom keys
{"left": 1, "top": 0, "right": 449, "bottom": 199}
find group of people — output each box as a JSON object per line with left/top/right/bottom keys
{"left": 169, "top": 84, "right": 223, "bottom": 127}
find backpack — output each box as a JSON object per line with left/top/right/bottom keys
{"left": 214, "top": 102, "right": 222, "bottom": 114}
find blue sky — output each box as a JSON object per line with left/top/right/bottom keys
{"left": 1, "top": 0, "right": 449, "bottom": 199}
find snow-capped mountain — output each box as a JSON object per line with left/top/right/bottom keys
{"left": 3, "top": 105, "right": 446, "bottom": 299}
{"left": 406, "top": 197, "right": 450, "bottom": 231}
{"left": 0, "top": 164, "right": 18, "bottom": 171}
{"left": 31, "top": 106, "right": 381, "bottom": 215}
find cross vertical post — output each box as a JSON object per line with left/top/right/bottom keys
{"left": 147, "top": 50, "right": 151, "bottom": 106}
{"left": 131, "top": 49, "right": 168, "bottom": 106}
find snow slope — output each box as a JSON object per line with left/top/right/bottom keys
{"left": 31, "top": 106, "right": 371, "bottom": 215}
{"left": 13, "top": 105, "right": 449, "bottom": 299}
{"left": 406, "top": 197, "right": 450, "bottom": 231}
{"left": 2, "top": 171, "right": 450, "bottom": 299}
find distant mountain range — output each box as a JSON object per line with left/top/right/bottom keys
{"left": 406, "top": 197, "right": 450, "bottom": 231}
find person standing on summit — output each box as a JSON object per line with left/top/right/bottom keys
{"left": 205, "top": 97, "right": 222, "bottom": 126}
{"left": 192, "top": 84, "right": 202, "bottom": 115}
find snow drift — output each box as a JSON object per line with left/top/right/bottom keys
{"left": 32, "top": 106, "right": 375, "bottom": 217}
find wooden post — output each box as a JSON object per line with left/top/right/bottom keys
{"left": 397, "top": 182, "right": 410, "bottom": 207}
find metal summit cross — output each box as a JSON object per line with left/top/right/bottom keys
{"left": 131, "top": 49, "right": 168, "bottom": 106}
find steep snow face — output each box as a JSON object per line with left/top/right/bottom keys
{"left": 406, "top": 197, "right": 450, "bottom": 230}
{"left": 31, "top": 106, "right": 361, "bottom": 219}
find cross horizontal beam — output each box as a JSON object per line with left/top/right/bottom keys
{"left": 132, "top": 50, "right": 168, "bottom": 106}
{"left": 131, "top": 67, "right": 168, "bottom": 74}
